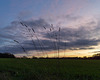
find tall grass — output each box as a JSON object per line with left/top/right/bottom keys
{"left": 31, "top": 27, "right": 47, "bottom": 57}
{"left": 20, "top": 22, "right": 40, "bottom": 57}
{"left": 18, "top": 18, "right": 64, "bottom": 58}
{"left": 42, "top": 25, "right": 58, "bottom": 58}
{"left": 13, "top": 40, "right": 28, "bottom": 56}
{"left": 20, "top": 21, "right": 50, "bottom": 58}
{"left": 50, "top": 25, "right": 59, "bottom": 57}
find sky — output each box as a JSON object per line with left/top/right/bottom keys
{"left": 1, "top": 0, "right": 100, "bottom": 57}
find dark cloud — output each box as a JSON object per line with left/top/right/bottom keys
{"left": 68, "top": 47, "right": 95, "bottom": 50}
{"left": 44, "top": 27, "right": 91, "bottom": 41}
{"left": 68, "top": 39, "right": 99, "bottom": 47}
{"left": 58, "top": 39, "right": 99, "bottom": 49}
{"left": 21, "top": 18, "right": 50, "bottom": 29}
{"left": 0, "top": 39, "right": 55, "bottom": 54}
{"left": 0, "top": 38, "right": 99, "bottom": 54}
{"left": 0, "top": 18, "right": 51, "bottom": 44}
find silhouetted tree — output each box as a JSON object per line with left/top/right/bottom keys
{"left": 32, "top": 56, "right": 37, "bottom": 59}
{"left": 22, "top": 56, "right": 28, "bottom": 59}
{"left": 92, "top": 53, "right": 100, "bottom": 59}
{"left": 0, "top": 53, "right": 15, "bottom": 58}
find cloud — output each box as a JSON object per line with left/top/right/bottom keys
{"left": 21, "top": 18, "right": 50, "bottom": 29}
{"left": 0, "top": 18, "right": 52, "bottom": 54}
{"left": 0, "top": 38, "right": 99, "bottom": 54}
{"left": 44, "top": 27, "right": 91, "bottom": 42}
{"left": 66, "top": 39, "right": 100, "bottom": 47}
{"left": 69, "top": 47, "right": 95, "bottom": 50}
{"left": 0, "top": 18, "right": 51, "bottom": 40}
{"left": 0, "top": 16, "right": 100, "bottom": 55}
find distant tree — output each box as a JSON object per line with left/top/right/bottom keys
{"left": 83, "top": 56, "right": 87, "bottom": 59}
{"left": 0, "top": 53, "right": 15, "bottom": 58}
{"left": 32, "top": 56, "right": 37, "bottom": 59}
{"left": 22, "top": 56, "right": 28, "bottom": 59}
{"left": 39, "top": 57, "right": 44, "bottom": 59}
{"left": 92, "top": 53, "right": 100, "bottom": 59}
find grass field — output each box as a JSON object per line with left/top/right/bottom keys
{"left": 0, "top": 59, "right": 100, "bottom": 80}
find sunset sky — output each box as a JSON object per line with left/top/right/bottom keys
{"left": 1, "top": 0, "right": 100, "bottom": 57}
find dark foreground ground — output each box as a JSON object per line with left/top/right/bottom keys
{"left": 0, "top": 59, "right": 100, "bottom": 80}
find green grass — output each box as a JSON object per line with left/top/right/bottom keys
{"left": 0, "top": 59, "right": 100, "bottom": 80}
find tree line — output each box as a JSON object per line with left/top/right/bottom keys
{"left": 1, "top": 52, "right": 100, "bottom": 59}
